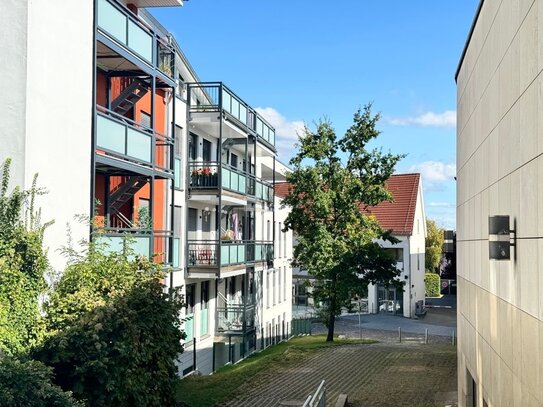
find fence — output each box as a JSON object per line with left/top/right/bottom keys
{"left": 302, "top": 380, "right": 326, "bottom": 407}
{"left": 292, "top": 317, "right": 312, "bottom": 335}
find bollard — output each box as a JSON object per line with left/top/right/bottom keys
{"left": 398, "top": 327, "right": 402, "bottom": 342}
{"left": 452, "top": 330, "right": 456, "bottom": 346}
{"left": 425, "top": 328, "right": 428, "bottom": 344}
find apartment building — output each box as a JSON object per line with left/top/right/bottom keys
{"left": 457, "top": 1, "right": 543, "bottom": 405}
{"left": 1, "top": 0, "right": 292, "bottom": 376}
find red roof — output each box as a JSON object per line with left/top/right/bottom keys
{"left": 275, "top": 173, "right": 420, "bottom": 236}
{"left": 274, "top": 182, "right": 292, "bottom": 198}
{"left": 364, "top": 173, "right": 420, "bottom": 235}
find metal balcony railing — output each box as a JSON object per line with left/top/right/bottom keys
{"left": 216, "top": 304, "right": 255, "bottom": 334}
{"left": 187, "top": 82, "right": 275, "bottom": 147}
{"left": 96, "top": 0, "right": 175, "bottom": 80}
{"left": 96, "top": 106, "right": 173, "bottom": 175}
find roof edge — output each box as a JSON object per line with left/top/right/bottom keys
{"left": 455, "top": 0, "right": 485, "bottom": 82}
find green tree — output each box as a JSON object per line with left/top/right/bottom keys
{"left": 425, "top": 219, "right": 444, "bottom": 273}
{"left": 0, "top": 358, "right": 83, "bottom": 407}
{"left": 282, "top": 104, "right": 405, "bottom": 341}
{"left": 35, "top": 279, "right": 184, "bottom": 407}
{"left": 0, "top": 158, "right": 50, "bottom": 355}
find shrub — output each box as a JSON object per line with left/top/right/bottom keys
{"left": 425, "top": 272, "right": 441, "bottom": 297}
{"left": 0, "top": 358, "right": 83, "bottom": 407}
{"left": 0, "top": 158, "right": 50, "bottom": 355}
{"left": 35, "top": 279, "right": 185, "bottom": 407}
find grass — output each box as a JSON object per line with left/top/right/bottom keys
{"left": 176, "top": 335, "right": 376, "bottom": 407}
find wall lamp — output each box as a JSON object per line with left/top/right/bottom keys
{"left": 488, "top": 215, "right": 516, "bottom": 260}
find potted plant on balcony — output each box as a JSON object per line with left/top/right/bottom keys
{"left": 221, "top": 229, "right": 234, "bottom": 241}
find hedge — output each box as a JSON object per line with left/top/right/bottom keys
{"left": 425, "top": 273, "right": 441, "bottom": 297}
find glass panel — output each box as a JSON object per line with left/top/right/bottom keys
{"left": 231, "top": 98, "right": 240, "bottom": 120}
{"left": 200, "top": 308, "right": 208, "bottom": 336}
{"left": 221, "top": 245, "right": 229, "bottom": 265}
{"left": 132, "top": 236, "right": 150, "bottom": 258}
{"left": 127, "top": 20, "right": 152, "bottom": 62}
{"left": 98, "top": 236, "right": 125, "bottom": 254}
{"left": 173, "top": 238, "right": 180, "bottom": 268}
{"left": 238, "top": 174, "right": 246, "bottom": 194}
{"left": 222, "top": 168, "right": 231, "bottom": 189}
{"left": 263, "top": 185, "right": 269, "bottom": 201}
{"left": 237, "top": 244, "right": 245, "bottom": 263}
{"left": 185, "top": 315, "right": 194, "bottom": 342}
{"left": 230, "top": 171, "right": 239, "bottom": 192}
{"left": 97, "top": 0, "right": 127, "bottom": 44}
{"left": 229, "top": 245, "right": 237, "bottom": 264}
{"left": 174, "top": 158, "right": 181, "bottom": 189}
{"left": 256, "top": 118, "right": 263, "bottom": 137}
{"left": 256, "top": 244, "right": 262, "bottom": 261}
{"left": 222, "top": 89, "right": 231, "bottom": 112}
{"left": 256, "top": 182, "right": 262, "bottom": 199}
{"left": 97, "top": 115, "right": 126, "bottom": 155}
{"left": 270, "top": 129, "right": 275, "bottom": 145}
{"left": 126, "top": 127, "right": 151, "bottom": 162}
{"left": 239, "top": 105, "right": 247, "bottom": 126}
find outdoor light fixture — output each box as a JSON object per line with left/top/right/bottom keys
{"left": 488, "top": 215, "right": 515, "bottom": 260}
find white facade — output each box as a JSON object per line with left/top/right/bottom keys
{"left": 1, "top": 0, "right": 92, "bottom": 272}
{"left": 457, "top": 1, "right": 543, "bottom": 405}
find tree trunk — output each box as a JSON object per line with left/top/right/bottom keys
{"left": 326, "top": 312, "right": 335, "bottom": 342}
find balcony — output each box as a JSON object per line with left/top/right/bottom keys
{"left": 96, "top": 107, "right": 173, "bottom": 177}
{"left": 216, "top": 304, "right": 255, "bottom": 335}
{"left": 94, "top": 228, "right": 173, "bottom": 266}
{"left": 188, "top": 162, "right": 274, "bottom": 204}
{"left": 187, "top": 240, "right": 273, "bottom": 275}
{"left": 96, "top": 0, "right": 175, "bottom": 82}
{"left": 187, "top": 83, "right": 275, "bottom": 149}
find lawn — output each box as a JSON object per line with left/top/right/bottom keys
{"left": 176, "top": 335, "right": 376, "bottom": 407}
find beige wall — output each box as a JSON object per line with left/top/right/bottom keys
{"left": 457, "top": 0, "right": 543, "bottom": 405}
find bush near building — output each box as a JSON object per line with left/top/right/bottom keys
{"left": 425, "top": 272, "right": 441, "bottom": 297}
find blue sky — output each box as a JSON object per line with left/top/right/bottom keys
{"left": 151, "top": 1, "right": 480, "bottom": 229}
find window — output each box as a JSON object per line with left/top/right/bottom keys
{"left": 267, "top": 220, "right": 271, "bottom": 241}
{"left": 230, "top": 153, "right": 238, "bottom": 168}
{"left": 283, "top": 230, "right": 286, "bottom": 258}
{"left": 417, "top": 250, "right": 420, "bottom": 270}
{"left": 272, "top": 269, "right": 276, "bottom": 306}
{"left": 189, "top": 133, "right": 197, "bottom": 161}
{"left": 278, "top": 268, "right": 281, "bottom": 304}
{"left": 278, "top": 223, "right": 282, "bottom": 258}
{"left": 188, "top": 208, "right": 197, "bottom": 232}
{"left": 266, "top": 272, "right": 270, "bottom": 308}
{"left": 384, "top": 248, "right": 404, "bottom": 262}
{"left": 200, "top": 281, "right": 209, "bottom": 336}
{"left": 283, "top": 266, "right": 287, "bottom": 301}
{"left": 174, "top": 158, "right": 182, "bottom": 189}
{"left": 185, "top": 284, "right": 195, "bottom": 342}
{"left": 202, "top": 139, "right": 212, "bottom": 162}
{"left": 140, "top": 111, "right": 151, "bottom": 129}
{"left": 174, "top": 125, "right": 183, "bottom": 156}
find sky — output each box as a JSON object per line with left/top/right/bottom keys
{"left": 151, "top": 1, "right": 481, "bottom": 230}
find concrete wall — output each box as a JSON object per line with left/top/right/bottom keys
{"left": 0, "top": 0, "right": 93, "bottom": 272}
{"left": 457, "top": 1, "right": 543, "bottom": 405}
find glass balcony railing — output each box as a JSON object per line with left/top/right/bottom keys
{"left": 246, "top": 241, "right": 274, "bottom": 264}
{"left": 216, "top": 304, "right": 255, "bottom": 334}
{"left": 187, "top": 240, "right": 246, "bottom": 268}
{"left": 187, "top": 83, "right": 275, "bottom": 147}
{"left": 96, "top": 107, "right": 173, "bottom": 174}
{"left": 188, "top": 162, "right": 272, "bottom": 202}
{"left": 97, "top": 0, "right": 175, "bottom": 80}
{"left": 94, "top": 229, "right": 173, "bottom": 265}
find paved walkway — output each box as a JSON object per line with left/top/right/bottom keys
{"left": 223, "top": 340, "right": 457, "bottom": 407}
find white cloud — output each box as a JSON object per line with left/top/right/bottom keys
{"left": 387, "top": 110, "right": 456, "bottom": 128}
{"left": 428, "top": 201, "right": 454, "bottom": 208}
{"left": 255, "top": 107, "right": 305, "bottom": 161}
{"left": 408, "top": 161, "right": 456, "bottom": 192}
